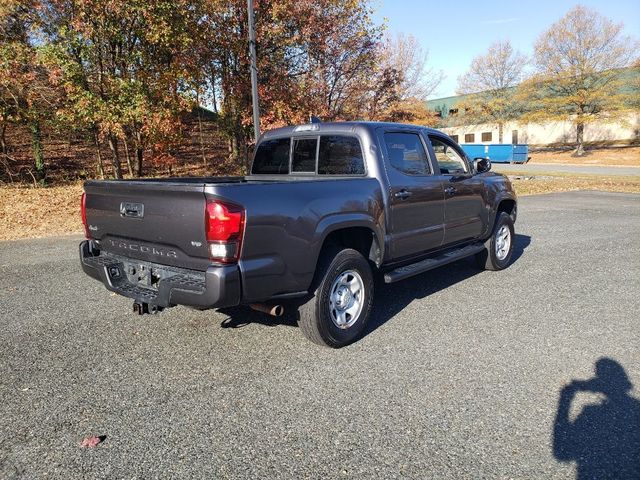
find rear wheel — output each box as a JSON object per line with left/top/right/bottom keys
{"left": 297, "top": 248, "right": 374, "bottom": 348}
{"left": 475, "top": 212, "right": 515, "bottom": 271}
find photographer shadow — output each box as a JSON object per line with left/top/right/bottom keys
{"left": 553, "top": 358, "right": 640, "bottom": 479}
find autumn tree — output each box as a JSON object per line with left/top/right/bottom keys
{"left": 519, "top": 5, "right": 638, "bottom": 155}
{"left": 41, "top": 0, "right": 202, "bottom": 178}
{"left": 631, "top": 60, "right": 640, "bottom": 110}
{"left": 455, "top": 40, "right": 527, "bottom": 143}
{"left": 199, "top": 0, "right": 390, "bottom": 165}
{"left": 369, "top": 33, "right": 442, "bottom": 125}
{"left": 197, "top": 0, "right": 293, "bottom": 162}
{"left": 380, "top": 34, "right": 442, "bottom": 100}
{"left": 299, "top": 1, "right": 383, "bottom": 120}
{"left": 0, "top": 1, "right": 24, "bottom": 158}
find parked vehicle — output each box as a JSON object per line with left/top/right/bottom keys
{"left": 460, "top": 143, "right": 530, "bottom": 164}
{"left": 80, "top": 121, "right": 517, "bottom": 347}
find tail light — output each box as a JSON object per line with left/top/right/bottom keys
{"left": 205, "top": 200, "right": 245, "bottom": 263}
{"left": 81, "top": 192, "right": 91, "bottom": 239}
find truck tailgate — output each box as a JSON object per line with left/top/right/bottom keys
{"left": 84, "top": 180, "right": 210, "bottom": 270}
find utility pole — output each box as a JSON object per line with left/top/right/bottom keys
{"left": 247, "top": 0, "right": 260, "bottom": 141}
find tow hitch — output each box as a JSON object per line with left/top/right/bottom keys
{"left": 133, "top": 301, "right": 164, "bottom": 315}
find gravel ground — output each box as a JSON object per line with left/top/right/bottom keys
{"left": 0, "top": 191, "right": 638, "bottom": 479}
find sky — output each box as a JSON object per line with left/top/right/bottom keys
{"left": 371, "top": 0, "right": 640, "bottom": 99}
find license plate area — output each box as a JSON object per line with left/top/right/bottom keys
{"left": 94, "top": 251, "right": 207, "bottom": 295}
{"left": 122, "top": 261, "right": 166, "bottom": 291}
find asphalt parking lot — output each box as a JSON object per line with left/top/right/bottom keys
{"left": 1, "top": 190, "right": 639, "bottom": 479}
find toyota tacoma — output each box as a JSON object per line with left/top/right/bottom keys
{"left": 80, "top": 122, "right": 517, "bottom": 347}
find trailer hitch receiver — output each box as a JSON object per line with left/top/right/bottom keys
{"left": 133, "top": 301, "right": 163, "bottom": 315}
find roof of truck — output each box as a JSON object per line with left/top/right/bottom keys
{"left": 260, "top": 121, "right": 443, "bottom": 140}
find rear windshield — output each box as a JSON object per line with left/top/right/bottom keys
{"left": 292, "top": 138, "right": 318, "bottom": 173}
{"left": 252, "top": 135, "right": 364, "bottom": 175}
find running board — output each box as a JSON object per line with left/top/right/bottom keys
{"left": 384, "top": 243, "right": 485, "bottom": 283}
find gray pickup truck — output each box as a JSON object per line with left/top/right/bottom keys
{"left": 80, "top": 121, "right": 517, "bottom": 347}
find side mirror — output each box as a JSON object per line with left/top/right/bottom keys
{"left": 473, "top": 157, "right": 491, "bottom": 174}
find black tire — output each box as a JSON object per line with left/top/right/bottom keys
{"left": 297, "top": 248, "right": 374, "bottom": 348}
{"left": 475, "top": 212, "right": 515, "bottom": 271}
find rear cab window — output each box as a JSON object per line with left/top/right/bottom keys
{"left": 252, "top": 134, "right": 365, "bottom": 176}
{"left": 318, "top": 136, "right": 364, "bottom": 175}
{"left": 292, "top": 138, "right": 318, "bottom": 173}
{"left": 251, "top": 138, "right": 291, "bottom": 174}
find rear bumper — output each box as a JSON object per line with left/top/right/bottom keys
{"left": 79, "top": 241, "right": 241, "bottom": 309}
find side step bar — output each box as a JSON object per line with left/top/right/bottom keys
{"left": 384, "top": 243, "right": 486, "bottom": 284}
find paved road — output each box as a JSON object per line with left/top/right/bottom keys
{"left": 492, "top": 162, "right": 640, "bottom": 176}
{"left": 1, "top": 191, "right": 639, "bottom": 479}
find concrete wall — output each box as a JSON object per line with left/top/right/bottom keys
{"left": 440, "top": 113, "right": 640, "bottom": 146}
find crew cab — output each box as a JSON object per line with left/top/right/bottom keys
{"left": 80, "top": 122, "right": 517, "bottom": 347}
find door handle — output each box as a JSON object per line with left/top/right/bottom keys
{"left": 444, "top": 186, "right": 457, "bottom": 196}
{"left": 394, "top": 189, "right": 412, "bottom": 200}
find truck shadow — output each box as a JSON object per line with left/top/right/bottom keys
{"left": 218, "top": 233, "right": 531, "bottom": 337}
{"left": 363, "top": 233, "right": 531, "bottom": 339}
{"left": 218, "top": 306, "right": 299, "bottom": 329}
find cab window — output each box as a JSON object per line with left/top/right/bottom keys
{"left": 429, "top": 136, "right": 468, "bottom": 175}
{"left": 383, "top": 132, "right": 431, "bottom": 175}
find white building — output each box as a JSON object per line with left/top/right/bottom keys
{"left": 426, "top": 68, "right": 640, "bottom": 146}
{"left": 438, "top": 114, "right": 640, "bottom": 147}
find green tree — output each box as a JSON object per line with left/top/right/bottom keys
{"left": 519, "top": 5, "right": 638, "bottom": 155}
{"left": 0, "top": 0, "right": 54, "bottom": 183}
{"left": 42, "top": 0, "right": 201, "bottom": 178}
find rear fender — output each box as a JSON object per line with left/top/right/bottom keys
{"left": 312, "top": 213, "right": 384, "bottom": 268}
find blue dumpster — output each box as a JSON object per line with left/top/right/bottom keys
{"left": 460, "top": 144, "right": 529, "bottom": 164}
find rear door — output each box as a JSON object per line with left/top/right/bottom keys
{"left": 84, "top": 180, "right": 210, "bottom": 270}
{"left": 379, "top": 128, "right": 445, "bottom": 260}
{"left": 426, "top": 134, "right": 485, "bottom": 245}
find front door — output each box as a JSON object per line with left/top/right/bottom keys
{"left": 427, "top": 134, "right": 485, "bottom": 246}
{"left": 379, "top": 129, "right": 445, "bottom": 260}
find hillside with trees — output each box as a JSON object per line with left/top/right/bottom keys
{"left": 0, "top": 0, "right": 441, "bottom": 184}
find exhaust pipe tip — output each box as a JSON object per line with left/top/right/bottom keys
{"left": 250, "top": 303, "right": 284, "bottom": 317}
